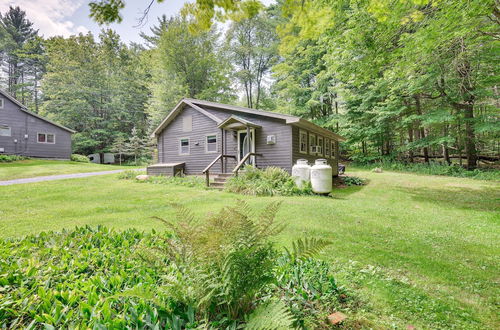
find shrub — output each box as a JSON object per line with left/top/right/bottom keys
{"left": 117, "top": 169, "right": 140, "bottom": 179}
{"left": 352, "top": 159, "right": 500, "bottom": 181}
{"left": 142, "top": 174, "right": 205, "bottom": 188}
{"left": 0, "top": 155, "right": 29, "bottom": 162}
{"left": 225, "top": 165, "right": 314, "bottom": 196}
{"left": 341, "top": 175, "right": 366, "bottom": 186}
{"left": 70, "top": 153, "right": 90, "bottom": 162}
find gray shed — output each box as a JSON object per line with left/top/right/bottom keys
{"left": 0, "top": 89, "right": 75, "bottom": 159}
{"left": 151, "top": 99, "right": 345, "bottom": 185}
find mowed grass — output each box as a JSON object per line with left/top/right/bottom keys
{"left": 0, "top": 159, "right": 138, "bottom": 181}
{"left": 1, "top": 168, "right": 499, "bottom": 328}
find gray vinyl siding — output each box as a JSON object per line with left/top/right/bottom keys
{"left": 0, "top": 96, "right": 72, "bottom": 159}
{"left": 157, "top": 106, "right": 293, "bottom": 174}
{"left": 291, "top": 126, "right": 339, "bottom": 176}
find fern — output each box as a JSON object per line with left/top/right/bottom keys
{"left": 257, "top": 201, "right": 285, "bottom": 238}
{"left": 285, "top": 238, "right": 332, "bottom": 262}
{"left": 245, "top": 301, "right": 295, "bottom": 330}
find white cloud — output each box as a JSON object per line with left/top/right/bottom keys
{"left": 0, "top": 0, "right": 89, "bottom": 37}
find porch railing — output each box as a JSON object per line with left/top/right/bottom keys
{"left": 232, "top": 152, "right": 262, "bottom": 176}
{"left": 202, "top": 154, "right": 237, "bottom": 186}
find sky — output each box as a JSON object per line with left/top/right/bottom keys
{"left": 0, "top": 0, "right": 204, "bottom": 44}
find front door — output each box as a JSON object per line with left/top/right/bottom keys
{"left": 237, "top": 129, "right": 255, "bottom": 165}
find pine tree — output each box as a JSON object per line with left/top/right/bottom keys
{"left": 126, "top": 127, "right": 146, "bottom": 165}
{"left": 110, "top": 135, "right": 127, "bottom": 165}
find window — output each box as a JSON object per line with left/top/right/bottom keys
{"left": 206, "top": 134, "right": 217, "bottom": 153}
{"left": 179, "top": 138, "right": 190, "bottom": 155}
{"left": 309, "top": 133, "right": 316, "bottom": 154}
{"left": 0, "top": 98, "right": 4, "bottom": 109}
{"left": 299, "top": 130, "right": 308, "bottom": 154}
{"left": 37, "top": 133, "right": 55, "bottom": 144}
{"left": 317, "top": 136, "right": 324, "bottom": 156}
{"left": 0, "top": 125, "right": 11, "bottom": 136}
{"left": 182, "top": 115, "right": 192, "bottom": 132}
{"left": 331, "top": 140, "right": 336, "bottom": 158}
{"left": 325, "top": 138, "right": 330, "bottom": 158}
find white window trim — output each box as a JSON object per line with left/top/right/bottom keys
{"left": 309, "top": 133, "right": 316, "bottom": 155}
{"left": 317, "top": 136, "right": 324, "bottom": 157}
{"left": 179, "top": 137, "right": 190, "bottom": 155}
{"left": 37, "top": 132, "right": 56, "bottom": 144}
{"left": 325, "top": 138, "right": 330, "bottom": 158}
{"left": 331, "top": 140, "right": 336, "bottom": 158}
{"left": 0, "top": 98, "right": 4, "bottom": 109}
{"left": 299, "top": 129, "right": 308, "bottom": 154}
{"left": 205, "top": 133, "right": 218, "bottom": 154}
{"left": 0, "top": 125, "right": 11, "bottom": 137}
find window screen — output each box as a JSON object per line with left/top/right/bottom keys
{"left": 0, "top": 125, "right": 10, "bottom": 136}
{"left": 180, "top": 138, "right": 190, "bottom": 154}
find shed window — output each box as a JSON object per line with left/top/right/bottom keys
{"left": 317, "top": 136, "right": 324, "bottom": 156}
{"left": 37, "top": 133, "right": 55, "bottom": 144}
{"left": 325, "top": 138, "right": 330, "bottom": 158}
{"left": 206, "top": 134, "right": 217, "bottom": 153}
{"left": 179, "top": 138, "right": 190, "bottom": 155}
{"left": 299, "top": 130, "right": 307, "bottom": 154}
{"left": 182, "top": 115, "right": 192, "bottom": 132}
{"left": 331, "top": 140, "right": 336, "bottom": 158}
{"left": 0, "top": 125, "right": 11, "bottom": 136}
{"left": 309, "top": 133, "right": 316, "bottom": 154}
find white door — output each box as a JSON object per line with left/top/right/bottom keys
{"left": 237, "top": 129, "right": 255, "bottom": 165}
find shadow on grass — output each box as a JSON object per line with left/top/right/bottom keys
{"left": 333, "top": 184, "right": 366, "bottom": 198}
{"left": 397, "top": 186, "right": 500, "bottom": 213}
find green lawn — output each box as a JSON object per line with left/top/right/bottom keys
{"left": 0, "top": 159, "right": 138, "bottom": 181}
{"left": 1, "top": 168, "right": 498, "bottom": 329}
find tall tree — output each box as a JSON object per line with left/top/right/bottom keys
{"left": 226, "top": 10, "right": 279, "bottom": 109}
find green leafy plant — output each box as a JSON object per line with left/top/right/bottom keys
{"left": 117, "top": 169, "right": 140, "bottom": 179}
{"left": 70, "top": 154, "right": 90, "bottom": 162}
{"left": 225, "top": 166, "right": 314, "bottom": 196}
{"left": 142, "top": 174, "right": 205, "bottom": 188}
{"left": 0, "top": 155, "right": 29, "bottom": 162}
{"left": 341, "top": 175, "right": 366, "bottom": 186}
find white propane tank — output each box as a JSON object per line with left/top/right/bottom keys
{"left": 311, "top": 159, "right": 332, "bottom": 194}
{"left": 292, "top": 159, "right": 311, "bottom": 188}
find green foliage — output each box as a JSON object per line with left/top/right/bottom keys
{"left": 117, "top": 169, "right": 140, "bottom": 180}
{"left": 0, "top": 155, "right": 29, "bottom": 162}
{"left": 244, "top": 300, "right": 295, "bottom": 330}
{"left": 141, "top": 174, "right": 206, "bottom": 189}
{"left": 284, "top": 237, "right": 332, "bottom": 263}
{"left": 0, "top": 226, "right": 195, "bottom": 328}
{"left": 341, "top": 175, "right": 367, "bottom": 186}
{"left": 225, "top": 166, "right": 314, "bottom": 196}
{"left": 353, "top": 160, "right": 500, "bottom": 181}
{"left": 70, "top": 154, "right": 89, "bottom": 162}
{"left": 266, "top": 255, "right": 341, "bottom": 328}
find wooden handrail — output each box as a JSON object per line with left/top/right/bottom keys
{"left": 232, "top": 152, "right": 262, "bottom": 175}
{"left": 203, "top": 154, "right": 237, "bottom": 187}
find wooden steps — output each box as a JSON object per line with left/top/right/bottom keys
{"left": 209, "top": 173, "right": 233, "bottom": 190}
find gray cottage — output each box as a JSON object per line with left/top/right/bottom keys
{"left": 150, "top": 99, "right": 345, "bottom": 185}
{"left": 0, "top": 89, "right": 74, "bottom": 159}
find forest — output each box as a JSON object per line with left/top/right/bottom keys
{"left": 0, "top": 0, "right": 498, "bottom": 169}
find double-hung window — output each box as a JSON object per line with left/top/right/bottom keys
{"left": 0, "top": 125, "right": 11, "bottom": 136}
{"left": 299, "top": 130, "right": 307, "bottom": 154}
{"left": 37, "top": 133, "right": 55, "bottom": 144}
{"left": 309, "top": 133, "right": 316, "bottom": 154}
{"left": 331, "top": 140, "right": 336, "bottom": 158}
{"left": 206, "top": 134, "right": 217, "bottom": 153}
{"left": 179, "top": 138, "right": 190, "bottom": 155}
{"left": 325, "top": 138, "right": 330, "bottom": 158}
{"left": 317, "top": 136, "right": 324, "bottom": 156}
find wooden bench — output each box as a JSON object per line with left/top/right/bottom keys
{"left": 147, "top": 162, "right": 185, "bottom": 176}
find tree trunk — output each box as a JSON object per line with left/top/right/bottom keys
{"left": 414, "top": 95, "right": 429, "bottom": 163}
{"left": 463, "top": 104, "right": 477, "bottom": 169}
{"left": 408, "top": 125, "right": 414, "bottom": 162}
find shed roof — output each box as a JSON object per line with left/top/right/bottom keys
{"left": 0, "top": 89, "right": 76, "bottom": 133}
{"left": 152, "top": 98, "right": 345, "bottom": 142}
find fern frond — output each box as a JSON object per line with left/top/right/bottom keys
{"left": 257, "top": 201, "right": 284, "bottom": 238}
{"left": 245, "top": 301, "right": 295, "bottom": 330}
{"left": 286, "top": 238, "right": 332, "bottom": 261}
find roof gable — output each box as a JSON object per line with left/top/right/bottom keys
{"left": 0, "top": 89, "right": 76, "bottom": 133}
{"left": 152, "top": 98, "right": 345, "bottom": 141}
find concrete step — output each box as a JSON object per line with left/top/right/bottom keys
{"left": 209, "top": 182, "right": 225, "bottom": 188}
{"left": 216, "top": 173, "right": 233, "bottom": 178}
{"left": 214, "top": 177, "right": 228, "bottom": 183}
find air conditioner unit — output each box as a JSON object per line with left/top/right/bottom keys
{"left": 311, "top": 146, "right": 322, "bottom": 154}
{"left": 266, "top": 135, "right": 276, "bottom": 144}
